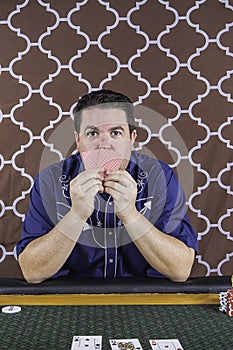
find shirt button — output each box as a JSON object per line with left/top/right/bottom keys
{"left": 109, "top": 202, "right": 112, "bottom": 205}
{"left": 109, "top": 231, "right": 113, "bottom": 235}
{"left": 109, "top": 259, "right": 114, "bottom": 263}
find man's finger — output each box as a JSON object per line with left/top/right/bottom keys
{"left": 104, "top": 170, "right": 126, "bottom": 182}
{"left": 72, "top": 168, "right": 104, "bottom": 186}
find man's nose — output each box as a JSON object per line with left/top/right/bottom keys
{"left": 98, "top": 132, "right": 111, "bottom": 149}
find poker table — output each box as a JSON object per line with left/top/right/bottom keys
{"left": 0, "top": 276, "right": 232, "bottom": 349}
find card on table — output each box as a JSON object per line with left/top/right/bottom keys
{"left": 109, "top": 338, "right": 143, "bottom": 350}
{"left": 70, "top": 335, "right": 102, "bottom": 350}
{"left": 149, "top": 339, "right": 184, "bottom": 350}
{"left": 82, "top": 149, "right": 122, "bottom": 172}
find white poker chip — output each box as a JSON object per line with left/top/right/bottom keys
{"left": 2, "top": 306, "right": 21, "bottom": 314}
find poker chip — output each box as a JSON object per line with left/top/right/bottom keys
{"left": 2, "top": 305, "right": 21, "bottom": 314}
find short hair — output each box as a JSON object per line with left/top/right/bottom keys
{"left": 73, "top": 89, "right": 135, "bottom": 135}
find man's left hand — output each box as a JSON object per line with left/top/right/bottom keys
{"left": 104, "top": 170, "right": 138, "bottom": 221}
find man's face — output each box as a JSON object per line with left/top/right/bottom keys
{"left": 75, "top": 108, "right": 137, "bottom": 169}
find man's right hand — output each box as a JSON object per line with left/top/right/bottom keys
{"left": 70, "top": 169, "right": 104, "bottom": 221}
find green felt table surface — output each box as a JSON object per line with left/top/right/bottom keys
{"left": 0, "top": 304, "right": 232, "bottom": 350}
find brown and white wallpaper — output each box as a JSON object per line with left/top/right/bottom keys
{"left": 0, "top": 0, "right": 232, "bottom": 278}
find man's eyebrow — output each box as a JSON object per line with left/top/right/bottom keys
{"left": 84, "top": 125, "right": 125, "bottom": 132}
{"left": 109, "top": 126, "right": 125, "bottom": 132}
{"left": 84, "top": 125, "right": 99, "bottom": 131}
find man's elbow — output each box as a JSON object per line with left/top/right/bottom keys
{"left": 18, "top": 254, "right": 44, "bottom": 284}
{"left": 169, "top": 267, "right": 192, "bottom": 282}
{"left": 170, "top": 272, "right": 190, "bottom": 283}
{"left": 170, "top": 249, "right": 195, "bottom": 282}
{"left": 25, "top": 277, "right": 44, "bottom": 284}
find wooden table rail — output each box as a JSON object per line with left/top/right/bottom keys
{"left": 0, "top": 292, "right": 220, "bottom": 305}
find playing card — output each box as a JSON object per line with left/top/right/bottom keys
{"left": 82, "top": 149, "right": 100, "bottom": 170}
{"left": 109, "top": 338, "right": 143, "bottom": 350}
{"left": 97, "top": 149, "right": 122, "bottom": 171}
{"left": 82, "top": 149, "right": 122, "bottom": 172}
{"left": 149, "top": 339, "right": 184, "bottom": 350}
{"left": 70, "top": 335, "right": 102, "bottom": 350}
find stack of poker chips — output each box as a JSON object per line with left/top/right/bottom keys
{"left": 219, "top": 289, "right": 233, "bottom": 317}
{"left": 219, "top": 291, "right": 227, "bottom": 313}
{"left": 228, "top": 290, "right": 233, "bottom": 316}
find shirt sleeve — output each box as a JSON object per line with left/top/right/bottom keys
{"left": 16, "top": 170, "right": 57, "bottom": 258}
{"left": 150, "top": 162, "right": 198, "bottom": 254}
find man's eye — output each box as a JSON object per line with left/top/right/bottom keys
{"left": 111, "top": 130, "right": 122, "bottom": 136}
{"left": 87, "top": 131, "right": 98, "bottom": 137}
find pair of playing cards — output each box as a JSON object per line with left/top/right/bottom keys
{"left": 82, "top": 149, "right": 122, "bottom": 174}
{"left": 70, "top": 336, "right": 184, "bottom": 349}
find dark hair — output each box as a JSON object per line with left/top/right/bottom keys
{"left": 73, "top": 89, "right": 135, "bottom": 134}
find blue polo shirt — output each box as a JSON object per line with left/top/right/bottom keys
{"left": 16, "top": 151, "right": 198, "bottom": 278}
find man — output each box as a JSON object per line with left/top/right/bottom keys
{"left": 17, "top": 89, "right": 198, "bottom": 283}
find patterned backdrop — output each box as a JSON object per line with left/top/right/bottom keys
{"left": 0, "top": 0, "right": 232, "bottom": 279}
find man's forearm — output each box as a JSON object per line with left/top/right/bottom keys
{"left": 19, "top": 211, "right": 85, "bottom": 283}
{"left": 123, "top": 211, "right": 195, "bottom": 282}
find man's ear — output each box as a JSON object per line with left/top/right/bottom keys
{"left": 131, "top": 129, "right": 137, "bottom": 150}
{"left": 74, "top": 131, "right": 79, "bottom": 152}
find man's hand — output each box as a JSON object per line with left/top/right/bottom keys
{"left": 70, "top": 169, "right": 104, "bottom": 221}
{"left": 104, "top": 170, "right": 138, "bottom": 221}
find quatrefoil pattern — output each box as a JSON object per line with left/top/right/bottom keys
{"left": 0, "top": 0, "right": 232, "bottom": 278}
